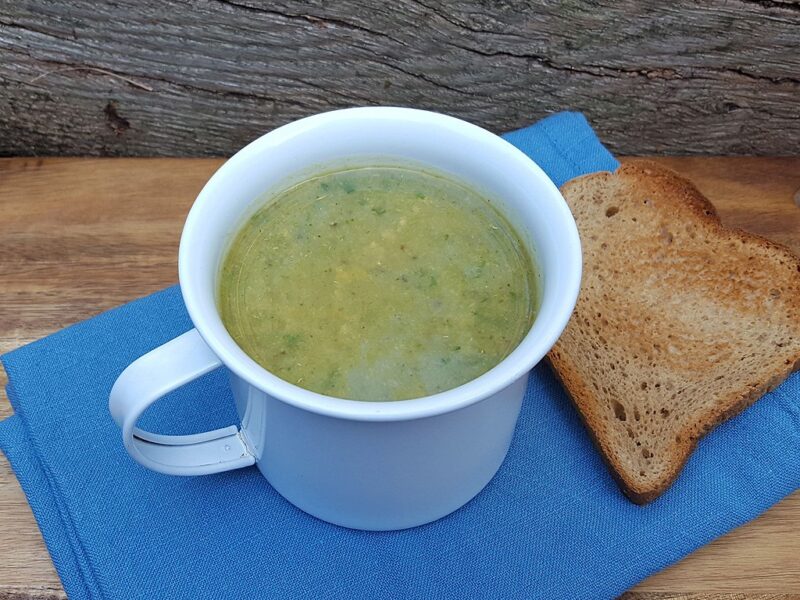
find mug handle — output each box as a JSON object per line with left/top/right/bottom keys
{"left": 109, "top": 328, "right": 255, "bottom": 475}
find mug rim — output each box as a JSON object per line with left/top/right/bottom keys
{"left": 179, "top": 107, "right": 581, "bottom": 422}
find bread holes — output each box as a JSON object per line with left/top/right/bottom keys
{"left": 612, "top": 401, "right": 627, "bottom": 421}
{"left": 660, "top": 408, "right": 670, "bottom": 418}
{"left": 640, "top": 382, "right": 648, "bottom": 390}
{"left": 605, "top": 206, "right": 619, "bottom": 217}
{"left": 641, "top": 448, "right": 652, "bottom": 459}
{"left": 633, "top": 407, "right": 641, "bottom": 422}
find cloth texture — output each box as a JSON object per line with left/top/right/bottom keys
{"left": 2, "top": 112, "right": 798, "bottom": 600}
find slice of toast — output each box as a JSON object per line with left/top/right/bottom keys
{"left": 550, "top": 162, "right": 800, "bottom": 503}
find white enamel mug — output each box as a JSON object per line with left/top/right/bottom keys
{"left": 109, "top": 107, "right": 581, "bottom": 531}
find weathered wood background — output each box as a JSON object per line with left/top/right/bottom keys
{"left": 0, "top": 0, "right": 799, "bottom": 157}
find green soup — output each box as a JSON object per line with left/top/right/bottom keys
{"left": 219, "top": 166, "right": 538, "bottom": 401}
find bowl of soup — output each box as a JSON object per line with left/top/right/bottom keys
{"left": 219, "top": 165, "right": 539, "bottom": 402}
{"left": 109, "top": 107, "right": 581, "bottom": 530}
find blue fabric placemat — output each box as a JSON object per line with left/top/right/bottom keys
{"left": 1, "top": 112, "right": 799, "bottom": 600}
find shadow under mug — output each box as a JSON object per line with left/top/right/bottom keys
{"left": 109, "top": 107, "right": 582, "bottom": 531}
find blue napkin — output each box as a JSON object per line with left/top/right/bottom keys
{"left": 2, "top": 112, "right": 799, "bottom": 600}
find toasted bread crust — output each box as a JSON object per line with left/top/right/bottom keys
{"left": 550, "top": 161, "right": 800, "bottom": 503}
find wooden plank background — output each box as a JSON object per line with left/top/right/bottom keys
{"left": 1, "top": 0, "right": 799, "bottom": 157}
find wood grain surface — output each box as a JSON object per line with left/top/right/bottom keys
{"left": 1, "top": 1, "right": 800, "bottom": 157}
{"left": 0, "top": 157, "right": 799, "bottom": 599}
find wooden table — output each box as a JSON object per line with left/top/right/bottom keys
{"left": 1, "top": 157, "right": 799, "bottom": 599}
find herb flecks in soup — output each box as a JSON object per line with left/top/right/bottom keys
{"left": 219, "top": 166, "right": 537, "bottom": 401}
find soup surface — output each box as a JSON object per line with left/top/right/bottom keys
{"left": 219, "top": 166, "right": 537, "bottom": 401}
